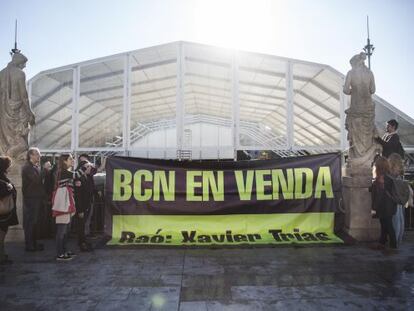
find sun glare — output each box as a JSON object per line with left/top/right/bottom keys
{"left": 193, "top": 0, "right": 277, "bottom": 51}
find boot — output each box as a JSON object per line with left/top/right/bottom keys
{"left": 0, "top": 239, "right": 12, "bottom": 264}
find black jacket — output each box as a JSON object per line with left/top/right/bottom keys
{"left": 0, "top": 174, "right": 19, "bottom": 228}
{"left": 375, "top": 133, "right": 401, "bottom": 158}
{"left": 74, "top": 162, "right": 96, "bottom": 213}
{"left": 21, "top": 161, "right": 44, "bottom": 199}
{"left": 371, "top": 175, "right": 397, "bottom": 218}
{"left": 42, "top": 169, "right": 55, "bottom": 201}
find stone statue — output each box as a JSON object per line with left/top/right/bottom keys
{"left": 343, "top": 52, "right": 378, "bottom": 176}
{"left": 0, "top": 52, "right": 35, "bottom": 160}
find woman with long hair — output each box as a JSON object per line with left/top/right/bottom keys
{"left": 54, "top": 154, "right": 87, "bottom": 261}
{"left": 0, "top": 156, "right": 19, "bottom": 264}
{"left": 372, "top": 156, "right": 397, "bottom": 250}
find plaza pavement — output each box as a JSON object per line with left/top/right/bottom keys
{"left": 0, "top": 231, "right": 413, "bottom": 311}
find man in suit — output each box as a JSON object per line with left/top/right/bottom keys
{"left": 21, "top": 147, "right": 45, "bottom": 251}
{"left": 375, "top": 119, "right": 404, "bottom": 158}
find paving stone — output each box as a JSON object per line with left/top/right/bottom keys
{"left": 179, "top": 301, "right": 208, "bottom": 311}
{"left": 38, "top": 299, "right": 98, "bottom": 311}
{"left": 129, "top": 286, "right": 181, "bottom": 308}
{"left": 94, "top": 299, "right": 152, "bottom": 311}
{"left": 0, "top": 298, "right": 45, "bottom": 311}
{"left": 0, "top": 232, "right": 413, "bottom": 310}
{"left": 205, "top": 300, "right": 265, "bottom": 311}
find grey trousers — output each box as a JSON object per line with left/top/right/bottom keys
{"left": 0, "top": 228, "right": 6, "bottom": 260}
{"left": 23, "top": 197, "right": 42, "bottom": 249}
{"left": 84, "top": 203, "right": 94, "bottom": 236}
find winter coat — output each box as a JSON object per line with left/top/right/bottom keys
{"left": 74, "top": 162, "right": 96, "bottom": 213}
{"left": 21, "top": 161, "right": 44, "bottom": 199}
{"left": 371, "top": 175, "right": 397, "bottom": 218}
{"left": 0, "top": 173, "right": 19, "bottom": 229}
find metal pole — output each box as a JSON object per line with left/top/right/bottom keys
{"left": 11, "top": 19, "right": 20, "bottom": 54}
{"left": 14, "top": 20, "right": 17, "bottom": 50}
{"left": 231, "top": 50, "right": 240, "bottom": 161}
{"left": 164, "top": 128, "right": 167, "bottom": 159}
{"left": 339, "top": 77, "right": 347, "bottom": 152}
{"left": 27, "top": 80, "right": 33, "bottom": 146}
{"left": 71, "top": 67, "right": 80, "bottom": 152}
{"left": 123, "top": 54, "right": 131, "bottom": 156}
{"left": 176, "top": 42, "right": 185, "bottom": 160}
{"left": 363, "top": 16, "right": 374, "bottom": 69}
{"left": 285, "top": 61, "right": 294, "bottom": 151}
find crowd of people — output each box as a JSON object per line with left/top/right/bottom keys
{"left": 0, "top": 148, "right": 97, "bottom": 264}
{"left": 371, "top": 119, "right": 413, "bottom": 252}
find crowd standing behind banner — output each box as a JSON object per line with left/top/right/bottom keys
{"left": 370, "top": 118, "right": 412, "bottom": 252}
{"left": 371, "top": 153, "right": 412, "bottom": 252}
{"left": 3, "top": 147, "right": 98, "bottom": 263}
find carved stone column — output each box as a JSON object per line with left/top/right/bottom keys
{"left": 342, "top": 52, "right": 379, "bottom": 241}
{"left": 343, "top": 176, "right": 380, "bottom": 241}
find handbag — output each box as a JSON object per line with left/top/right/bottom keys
{"left": 52, "top": 186, "right": 76, "bottom": 217}
{"left": 0, "top": 194, "right": 13, "bottom": 215}
{"left": 0, "top": 179, "right": 14, "bottom": 215}
{"left": 52, "top": 187, "right": 70, "bottom": 213}
{"left": 385, "top": 174, "right": 410, "bottom": 206}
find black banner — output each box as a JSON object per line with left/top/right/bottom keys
{"left": 104, "top": 153, "right": 342, "bottom": 244}
{"left": 105, "top": 153, "right": 341, "bottom": 217}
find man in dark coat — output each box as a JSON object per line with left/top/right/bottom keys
{"left": 21, "top": 147, "right": 45, "bottom": 251}
{"left": 375, "top": 119, "right": 404, "bottom": 158}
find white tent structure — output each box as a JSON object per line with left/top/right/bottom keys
{"left": 28, "top": 41, "right": 414, "bottom": 160}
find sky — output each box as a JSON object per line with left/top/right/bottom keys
{"left": 1, "top": 0, "right": 413, "bottom": 118}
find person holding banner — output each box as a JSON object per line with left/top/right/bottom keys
{"left": 74, "top": 155, "right": 96, "bottom": 252}
{"left": 52, "top": 154, "right": 87, "bottom": 261}
{"left": 371, "top": 156, "right": 397, "bottom": 251}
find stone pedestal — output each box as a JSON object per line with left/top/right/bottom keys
{"left": 5, "top": 161, "right": 25, "bottom": 242}
{"left": 343, "top": 176, "right": 380, "bottom": 241}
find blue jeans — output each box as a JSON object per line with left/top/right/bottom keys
{"left": 392, "top": 205, "right": 405, "bottom": 246}
{"left": 56, "top": 223, "right": 69, "bottom": 256}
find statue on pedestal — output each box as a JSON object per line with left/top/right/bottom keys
{"left": 0, "top": 52, "right": 35, "bottom": 160}
{"left": 342, "top": 52, "right": 381, "bottom": 241}
{"left": 343, "top": 52, "right": 379, "bottom": 176}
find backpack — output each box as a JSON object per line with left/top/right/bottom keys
{"left": 386, "top": 175, "right": 410, "bottom": 206}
